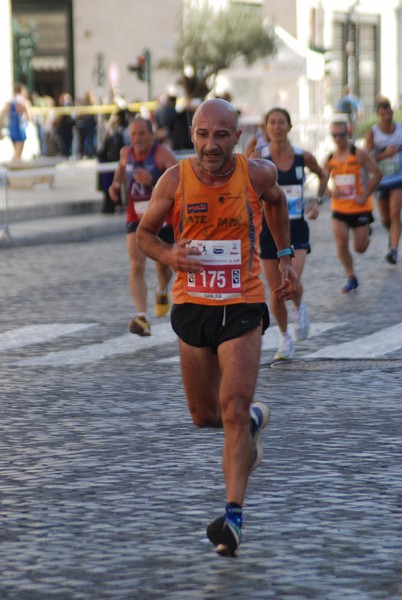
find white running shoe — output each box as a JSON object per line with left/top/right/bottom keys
{"left": 293, "top": 302, "right": 310, "bottom": 341}
{"left": 274, "top": 332, "right": 294, "bottom": 360}
{"left": 250, "top": 402, "right": 271, "bottom": 472}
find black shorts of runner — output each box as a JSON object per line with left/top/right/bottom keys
{"left": 377, "top": 177, "right": 402, "bottom": 200}
{"left": 260, "top": 216, "right": 310, "bottom": 259}
{"left": 171, "top": 302, "right": 270, "bottom": 354}
{"left": 126, "top": 221, "right": 174, "bottom": 243}
{"left": 331, "top": 211, "right": 374, "bottom": 228}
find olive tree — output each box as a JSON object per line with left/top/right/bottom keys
{"left": 159, "top": 0, "right": 277, "bottom": 98}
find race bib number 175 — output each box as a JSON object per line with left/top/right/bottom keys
{"left": 186, "top": 239, "right": 242, "bottom": 300}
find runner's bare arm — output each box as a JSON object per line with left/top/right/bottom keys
{"left": 136, "top": 166, "right": 203, "bottom": 273}
{"left": 364, "top": 128, "right": 374, "bottom": 153}
{"left": 355, "top": 149, "right": 383, "bottom": 204}
{"left": 303, "top": 151, "right": 329, "bottom": 219}
{"left": 109, "top": 145, "right": 130, "bottom": 201}
{"left": 248, "top": 158, "right": 300, "bottom": 300}
{"left": 248, "top": 158, "right": 290, "bottom": 249}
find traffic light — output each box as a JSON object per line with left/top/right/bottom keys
{"left": 128, "top": 50, "right": 150, "bottom": 82}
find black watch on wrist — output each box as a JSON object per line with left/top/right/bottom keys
{"left": 277, "top": 245, "right": 295, "bottom": 259}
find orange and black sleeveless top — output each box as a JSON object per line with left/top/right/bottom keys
{"left": 327, "top": 146, "right": 374, "bottom": 214}
{"left": 171, "top": 154, "right": 265, "bottom": 305}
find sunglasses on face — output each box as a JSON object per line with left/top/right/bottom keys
{"left": 332, "top": 132, "right": 347, "bottom": 139}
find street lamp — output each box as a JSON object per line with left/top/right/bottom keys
{"left": 92, "top": 53, "right": 105, "bottom": 151}
{"left": 345, "top": 0, "right": 359, "bottom": 91}
{"left": 346, "top": 38, "right": 355, "bottom": 90}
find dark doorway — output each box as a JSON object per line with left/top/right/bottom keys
{"left": 11, "top": 0, "right": 74, "bottom": 102}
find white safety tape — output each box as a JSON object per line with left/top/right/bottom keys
{"left": 0, "top": 151, "right": 194, "bottom": 180}
{"left": 1, "top": 161, "right": 119, "bottom": 180}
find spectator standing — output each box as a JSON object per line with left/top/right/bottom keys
{"left": 154, "top": 94, "right": 177, "bottom": 147}
{"left": 75, "top": 92, "right": 97, "bottom": 158}
{"left": 336, "top": 86, "right": 364, "bottom": 132}
{"left": 97, "top": 110, "right": 128, "bottom": 214}
{"left": 54, "top": 93, "right": 75, "bottom": 157}
{"left": 171, "top": 99, "right": 198, "bottom": 152}
{"left": 0, "top": 82, "right": 31, "bottom": 159}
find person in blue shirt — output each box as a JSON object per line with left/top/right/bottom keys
{"left": 336, "top": 86, "right": 364, "bottom": 132}
{"left": 1, "top": 83, "right": 31, "bottom": 159}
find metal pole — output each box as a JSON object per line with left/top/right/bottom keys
{"left": 145, "top": 49, "right": 152, "bottom": 102}
{"left": 92, "top": 53, "right": 105, "bottom": 152}
{"left": 0, "top": 166, "right": 16, "bottom": 246}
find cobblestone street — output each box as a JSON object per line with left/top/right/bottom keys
{"left": 0, "top": 203, "right": 401, "bottom": 599}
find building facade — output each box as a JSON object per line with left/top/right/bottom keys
{"left": 1, "top": 0, "right": 401, "bottom": 117}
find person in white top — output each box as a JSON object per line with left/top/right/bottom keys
{"left": 365, "top": 99, "right": 402, "bottom": 264}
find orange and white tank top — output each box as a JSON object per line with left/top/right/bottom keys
{"left": 171, "top": 154, "right": 265, "bottom": 305}
{"left": 327, "top": 150, "right": 374, "bottom": 214}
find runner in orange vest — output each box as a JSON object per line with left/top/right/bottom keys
{"left": 137, "top": 98, "right": 299, "bottom": 557}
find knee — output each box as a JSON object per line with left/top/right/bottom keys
{"left": 221, "top": 397, "right": 250, "bottom": 429}
{"left": 354, "top": 241, "right": 369, "bottom": 254}
{"left": 190, "top": 408, "right": 221, "bottom": 429}
{"left": 130, "top": 260, "right": 145, "bottom": 277}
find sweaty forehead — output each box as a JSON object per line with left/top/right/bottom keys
{"left": 193, "top": 104, "right": 237, "bottom": 131}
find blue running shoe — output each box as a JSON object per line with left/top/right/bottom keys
{"left": 386, "top": 249, "right": 397, "bottom": 265}
{"left": 250, "top": 402, "right": 271, "bottom": 471}
{"left": 341, "top": 276, "right": 358, "bottom": 294}
{"left": 206, "top": 515, "right": 242, "bottom": 557}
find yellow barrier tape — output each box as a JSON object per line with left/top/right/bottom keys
{"left": 31, "top": 101, "right": 158, "bottom": 116}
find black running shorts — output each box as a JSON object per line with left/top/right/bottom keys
{"left": 331, "top": 211, "right": 374, "bottom": 228}
{"left": 171, "top": 302, "right": 269, "bottom": 354}
{"left": 126, "top": 222, "right": 174, "bottom": 243}
{"left": 260, "top": 216, "right": 310, "bottom": 259}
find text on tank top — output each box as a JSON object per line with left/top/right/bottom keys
{"left": 124, "top": 144, "right": 163, "bottom": 221}
{"left": 171, "top": 154, "right": 265, "bottom": 305}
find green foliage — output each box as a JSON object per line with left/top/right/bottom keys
{"left": 159, "top": 0, "right": 277, "bottom": 98}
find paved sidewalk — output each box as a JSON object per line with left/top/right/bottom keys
{"left": 0, "top": 158, "right": 125, "bottom": 246}
{"left": 0, "top": 156, "right": 320, "bottom": 248}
